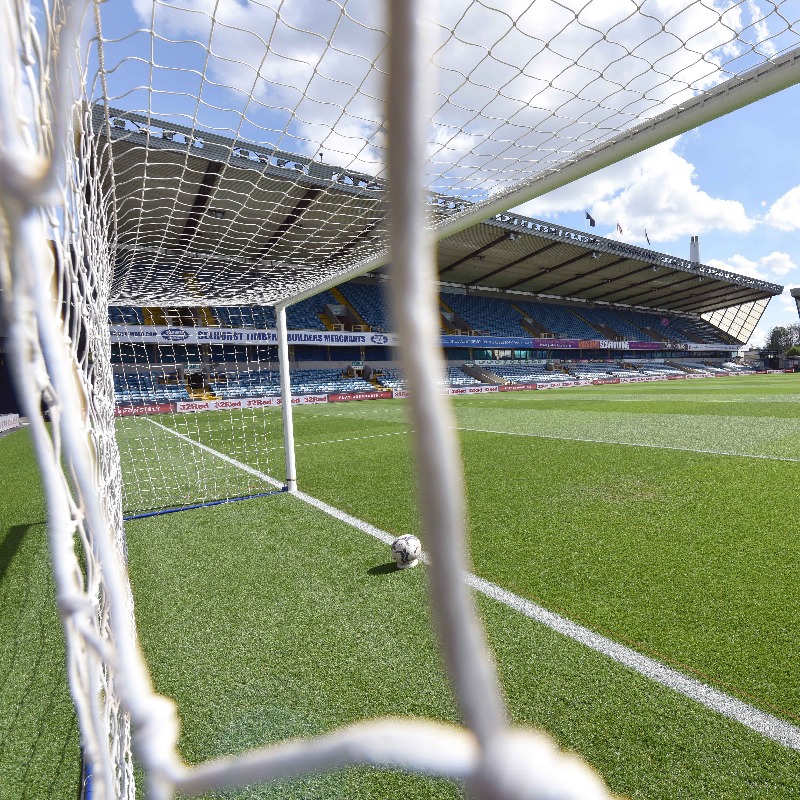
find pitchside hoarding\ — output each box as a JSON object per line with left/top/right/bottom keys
{"left": 0, "top": 414, "right": 20, "bottom": 433}
{"left": 110, "top": 325, "right": 399, "bottom": 347}
{"left": 110, "top": 325, "right": 712, "bottom": 352}
{"left": 175, "top": 395, "right": 329, "bottom": 411}
{"left": 328, "top": 390, "right": 393, "bottom": 402}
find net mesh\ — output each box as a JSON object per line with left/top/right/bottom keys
{"left": 2, "top": 1, "right": 800, "bottom": 799}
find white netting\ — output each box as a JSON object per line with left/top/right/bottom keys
{"left": 2, "top": 0, "right": 800, "bottom": 799}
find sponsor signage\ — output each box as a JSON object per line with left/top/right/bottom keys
{"left": 160, "top": 327, "right": 190, "bottom": 341}
{"left": 0, "top": 413, "right": 20, "bottom": 433}
{"left": 328, "top": 390, "right": 393, "bottom": 403}
{"left": 111, "top": 325, "right": 693, "bottom": 352}
{"left": 175, "top": 394, "right": 328, "bottom": 412}
{"left": 114, "top": 403, "right": 175, "bottom": 416}
{"left": 393, "top": 386, "right": 499, "bottom": 398}
{"left": 175, "top": 400, "right": 210, "bottom": 412}
{"left": 592, "top": 378, "right": 621, "bottom": 385}
{"left": 442, "top": 335, "right": 636, "bottom": 350}
{"left": 597, "top": 341, "right": 665, "bottom": 351}
{"left": 294, "top": 394, "right": 329, "bottom": 405}
{"left": 498, "top": 380, "right": 592, "bottom": 391}
{"left": 676, "top": 342, "right": 737, "bottom": 352}
{"left": 111, "top": 325, "right": 400, "bottom": 348}
{"left": 498, "top": 382, "right": 539, "bottom": 392}
{"left": 627, "top": 341, "right": 665, "bottom": 350}
{"left": 534, "top": 380, "right": 592, "bottom": 390}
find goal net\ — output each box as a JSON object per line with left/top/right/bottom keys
{"left": 1, "top": 0, "right": 800, "bottom": 798}
{"left": 110, "top": 304, "right": 286, "bottom": 518}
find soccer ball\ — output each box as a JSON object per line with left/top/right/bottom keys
{"left": 391, "top": 534, "right": 422, "bottom": 570}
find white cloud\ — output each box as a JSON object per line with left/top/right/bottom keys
{"left": 124, "top": 0, "right": 785, "bottom": 189}
{"left": 514, "top": 138, "right": 756, "bottom": 243}
{"left": 706, "top": 251, "right": 798, "bottom": 283}
{"left": 764, "top": 185, "right": 800, "bottom": 232}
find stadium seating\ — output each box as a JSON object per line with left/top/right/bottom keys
{"left": 576, "top": 307, "right": 654, "bottom": 341}
{"left": 616, "top": 310, "right": 688, "bottom": 342}
{"left": 672, "top": 361, "right": 714, "bottom": 375}
{"left": 475, "top": 360, "right": 570, "bottom": 384}
{"left": 115, "top": 365, "right": 379, "bottom": 404}
{"left": 443, "top": 294, "right": 529, "bottom": 337}
{"left": 515, "top": 301, "right": 601, "bottom": 339}
{"left": 213, "top": 306, "right": 275, "bottom": 328}
{"left": 111, "top": 343, "right": 148, "bottom": 364}
{"left": 113, "top": 372, "right": 191, "bottom": 403}
{"left": 721, "top": 361, "right": 757, "bottom": 372}
{"left": 109, "top": 306, "right": 144, "bottom": 324}
{"left": 286, "top": 291, "right": 339, "bottom": 330}
{"left": 338, "top": 282, "right": 392, "bottom": 331}
{"left": 209, "top": 368, "right": 374, "bottom": 398}
{"left": 567, "top": 363, "right": 634, "bottom": 379}
{"left": 635, "top": 364, "right": 688, "bottom": 376}
{"left": 214, "top": 299, "right": 339, "bottom": 332}
{"left": 442, "top": 367, "right": 482, "bottom": 386}
{"left": 377, "top": 366, "right": 482, "bottom": 388}
{"left": 376, "top": 368, "right": 407, "bottom": 390}
{"left": 157, "top": 345, "right": 203, "bottom": 364}
{"left": 115, "top": 292, "right": 734, "bottom": 350}
{"left": 666, "top": 316, "right": 731, "bottom": 344}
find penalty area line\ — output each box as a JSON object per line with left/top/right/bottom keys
{"left": 457, "top": 425, "right": 800, "bottom": 463}
{"left": 296, "top": 430, "right": 412, "bottom": 448}
{"left": 141, "top": 417, "right": 800, "bottom": 752}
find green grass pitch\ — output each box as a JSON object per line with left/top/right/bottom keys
{"left": 2, "top": 374, "right": 800, "bottom": 799}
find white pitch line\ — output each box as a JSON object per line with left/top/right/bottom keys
{"left": 296, "top": 430, "right": 412, "bottom": 448}
{"left": 457, "top": 426, "right": 800, "bottom": 463}
{"left": 140, "top": 417, "right": 800, "bottom": 752}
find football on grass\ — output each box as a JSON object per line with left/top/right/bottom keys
{"left": 391, "top": 534, "right": 422, "bottom": 570}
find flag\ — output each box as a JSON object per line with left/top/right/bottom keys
{"left": 645, "top": 230, "right": 651, "bottom": 245}
{"left": 585, "top": 211, "right": 596, "bottom": 228}
{"left": 616, "top": 222, "right": 623, "bottom": 234}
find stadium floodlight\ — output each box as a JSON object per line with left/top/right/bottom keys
{"left": 2, "top": 0, "right": 800, "bottom": 798}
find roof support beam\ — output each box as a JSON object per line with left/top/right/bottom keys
{"left": 438, "top": 233, "right": 511, "bottom": 277}
{"left": 635, "top": 280, "right": 733, "bottom": 308}
{"left": 178, "top": 161, "right": 223, "bottom": 249}
{"left": 259, "top": 187, "right": 324, "bottom": 257}
{"left": 674, "top": 288, "right": 771, "bottom": 312}
{"left": 536, "top": 256, "right": 630, "bottom": 294}
{"left": 502, "top": 251, "right": 592, "bottom": 290}
{"left": 602, "top": 274, "right": 699, "bottom": 305}
{"left": 464, "top": 240, "right": 560, "bottom": 286}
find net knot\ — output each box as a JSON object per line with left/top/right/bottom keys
{"left": 467, "top": 729, "right": 612, "bottom": 800}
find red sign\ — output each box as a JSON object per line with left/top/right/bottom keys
{"left": 328, "top": 390, "right": 393, "bottom": 403}
{"left": 114, "top": 403, "right": 175, "bottom": 417}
